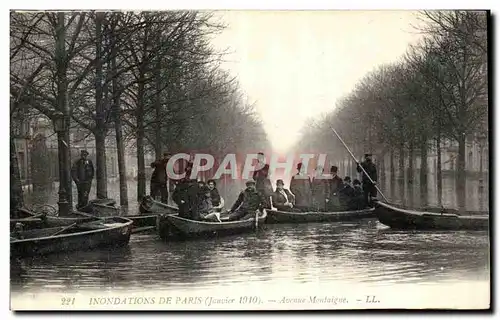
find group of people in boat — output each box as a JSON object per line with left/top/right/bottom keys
{"left": 146, "top": 152, "right": 378, "bottom": 222}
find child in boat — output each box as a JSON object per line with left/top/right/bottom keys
{"left": 227, "top": 180, "right": 266, "bottom": 221}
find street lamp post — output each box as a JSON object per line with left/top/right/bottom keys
{"left": 53, "top": 111, "right": 70, "bottom": 215}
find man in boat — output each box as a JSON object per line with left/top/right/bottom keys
{"left": 271, "top": 179, "right": 296, "bottom": 211}
{"left": 71, "top": 150, "right": 95, "bottom": 209}
{"left": 327, "top": 165, "right": 343, "bottom": 211}
{"left": 352, "top": 179, "right": 365, "bottom": 210}
{"left": 253, "top": 152, "right": 273, "bottom": 209}
{"left": 356, "top": 153, "right": 378, "bottom": 207}
{"left": 172, "top": 166, "right": 199, "bottom": 219}
{"left": 289, "top": 162, "right": 312, "bottom": 211}
{"left": 311, "top": 165, "right": 330, "bottom": 212}
{"left": 227, "top": 180, "right": 266, "bottom": 221}
{"left": 207, "top": 179, "right": 225, "bottom": 212}
{"left": 338, "top": 176, "right": 355, "bottom": 210}
{"left": 150, "top": 152, "right": 170, "bottom": 204}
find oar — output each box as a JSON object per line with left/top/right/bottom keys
{"left": 330, "top": 126, "right": 390, "bottom": 203}
{"left": 49, "top": 222, "right": 78, "bottom": 237}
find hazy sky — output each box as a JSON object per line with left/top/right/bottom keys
{"left": 211, "top": 11, "right": 426, "bottom": 153}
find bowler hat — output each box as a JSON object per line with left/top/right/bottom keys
{"left": 81, "top": 150, "right": 89, "bottom": 156}
{"left": 365, "top": 153, "right": 372, "bottom": 157}
{"left": 276, "top": 179, "right": 285, "bottom": 186}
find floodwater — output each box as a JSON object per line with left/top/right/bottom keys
{"left": 11, "top": 219, "right": 489, "bottom": 293}
{"left": 12, "top": 177, "right": 490, "bottom": 305}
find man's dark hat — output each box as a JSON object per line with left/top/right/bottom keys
{"left": 81, "top": 150, "right": 89, "bottom": 156}
{"left": 276, "top": 179, "right": 285, "bottom": 186}
{"left": 330, "top": 165, "right": 338, "bottom": 173}
{"left": 246, "top": 180, "right": 256, "bottom": 186}
{"left": 365, "top": 153, "right": 372, "bottom": 157}
{"left": 344, "top": 176, "right": 351, "bottom": 182}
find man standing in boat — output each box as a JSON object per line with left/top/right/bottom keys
{"left": 71, "top": 150, "right": 95, "bottom": 209}
{"left": 289, "top": 162, "right": 312, "bottom": 211}
{"left": 150, "top": 152, "right": 170, "bottom": 204}
{"left": 356, "top": 153, "right": 378, "bottom": 207}
{"left": 253, "top": 152, "right": 273, "bottom": 208}
{"left": 311, "top": 165, "right": 330, "bottom": 212}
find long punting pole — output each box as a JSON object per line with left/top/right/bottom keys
{"left": 330, "top": 126, "right": 390, "bottom": 203}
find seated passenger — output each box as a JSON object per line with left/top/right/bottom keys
{"left": 227, "top": 180, "right": 265, "bottom": 221}
{"left": 271, "top": 179, "right": 297, "bottom": 211}
{"left": 207, "top": 179, "right": 225, "bottom": 212}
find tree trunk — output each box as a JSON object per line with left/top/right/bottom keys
{"left": 390, "top": 149, "right": 395, "bottom": 198}
{"left": 55, "top": 12, "right": 72, "bottom": 212}
{"left": 111, "top": 46, "right": 128, "bottom": 206}
{"left": 154, "top": 57, "right": 163, "bottom": 159}
{"left": 436, "top": 134, "right": 443, "bottom": 206}
{"left": 398, "top": 143, "right": 405, "bottom": 181}
{"left": 136, "top": 79, "right": 146, "bottom": 201}
{"left": 408, "top": 142, "right": 414, "bottom": 184}
{"left": 94, "top": 13, "right": 108, "bottom": 199}
{"left": 10, "top": 137, "right": 24, "bottom": 218}
{"left": 456, "top": 134, "right": 467, "bottom": 210}
{"left": 419, "top": 139, "right": 428, "bottom": 207}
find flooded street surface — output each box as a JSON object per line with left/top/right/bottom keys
{"left": 13, "top": 178, "right": 490, "bottom": 293}
{"left": 11, "top": 219, "right": 489, "bottom": 293}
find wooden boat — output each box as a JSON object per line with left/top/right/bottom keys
{"left": 85, "top": 199, "right": 121, "bottom": 216}
{"left": 11, "top": 216, "right": 133, "bottom": 258}
{"left": 157, "top": 210, "right": 267, "bottom": 240}
{"left": 374, "top": 201, "right": 489, "bottom": 231}
{"left": 265, "top": 207, "right": 375, "bottom": 224}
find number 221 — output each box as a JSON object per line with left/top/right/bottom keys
{"left": 61, "top": 297, "right": 75, "bottom": 306}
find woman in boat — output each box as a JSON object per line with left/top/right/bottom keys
{"left": 311, "top": 165, "right": 330, "bottom": 212}
{"left": 271, "top": 179, "right": 296, "bottom": 211}
{"left": 195, "top": 186, "right": 221, "bottom": 222}
{"left": 352, "top": 179, "right": 365, "bottom": 210}
{"left": 207, "top": 179, "right": 225, "bottom": 212}
{"left": 289, "top": 162, "right": 312, "bottom": 211}
{"left": 338, "top": 176, "right": 355, "bottom": 210}
{"left": 253, "top": 152, "right": 273, "bottom": 209}
{"left": 227, "top": 180, "right": 265, "bottom": 221}
{"left": 327, "top": 166, "right": 343, "bottom": 211}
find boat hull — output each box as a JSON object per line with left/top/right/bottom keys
{"left": 374, "top": 201, "right": 489, "bottom": 231}
{"left": 11, "top": 217, "right": 133, "bottom": 258}
{"left": 266, "top": 208, "right": 375, "bottom": 224}
{"left": 157, "top": 210, "right": 267, "bottom": 240}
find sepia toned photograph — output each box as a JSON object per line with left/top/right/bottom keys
{"left": 9, "top": 8, "right": 490, "bottom": 311}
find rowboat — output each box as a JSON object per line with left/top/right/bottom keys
{"left": 265, "top": 207, "right": 375, "bottom": 224}
{"left": 86, "top": 199, "right": 121, "bottom": 216}
{"left": 157, "top": 210, "right": 267, "bottom": 240}
{"left": 374, "top": 201, "right": 489, "bottom": 231}
{"left": 10, "top": 216, "right": 133, "bottom": 258}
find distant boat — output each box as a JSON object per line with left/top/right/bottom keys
{"left": 374, "top": 201, "right": 489, "bottom": 231}
{"left": 266, "top": 207, "right": 375, "bottom": 224}
{"left": 10, "top": 216, "right": 133, "bottom": 258}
